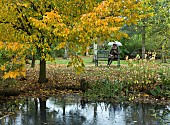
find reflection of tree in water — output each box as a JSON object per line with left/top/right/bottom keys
{"left": 0, "top": 98, "right": 39, "bottom": 125}
{"left": 124, "top": 103, "right": 167, "bottom": 125}
{"left": 39, "top": 98, "right": 47, "bottom": 124}
{"left": 1, "top": 96, "right": 169, "bottom": 125}
{"left": 20, "top": 98, "right": 48, "bottom": 125}
{"left": 38, "top": 95, "right": 87, "bottom": 125}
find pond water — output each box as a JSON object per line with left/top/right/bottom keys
{"left": 0, "top": 94, "right": 170, "bottom": 125}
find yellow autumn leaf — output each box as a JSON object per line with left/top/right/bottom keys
{"left": 0, "top": 41, "right": 3, "bottom": 49}
{"left": 141, "top": 93, "right": 149, "bottom": 97}
{"left": 9, "top": 71, "right": 14, "bottom": 78}
{"left": 3, "top": 72, "right": 10, "bottom": 79}
{"left": 55, "top": 42, "right": 66, "bottom": 50}
{"left": 13, "top": 71, "right": 18, "bottom": 78}
{"left": 0, "top": 65, "right": 6, "bottom": 71}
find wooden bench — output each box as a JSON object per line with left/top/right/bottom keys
{"left": 95, "top": 50, "right": 120, "bottom": 66}
{"left": 94, "top": 50, "right": 109, "bottom": 66}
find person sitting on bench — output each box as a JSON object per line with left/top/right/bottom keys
{"left": 107, "top": 43, "right": 119, "bottom": 67}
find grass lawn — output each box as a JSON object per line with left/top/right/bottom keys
{"left": 27, "top": 54, "right": 170, "bottom": 68}
{"left": 29, "top": 55, "right": 129, "bottom": 66}
{"left": 30, "top": 56, "right": 170, "bottom": 68}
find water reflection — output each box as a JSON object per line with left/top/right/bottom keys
{"left": 1, "top": 94, "right": 169, "bottom": 125}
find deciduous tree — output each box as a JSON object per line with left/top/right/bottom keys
{"left": 0, "top": 0, "right": 154, "bottom": 82}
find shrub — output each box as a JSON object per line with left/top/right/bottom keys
{"left": 85, "top": 59, "right": 170, "bottom": 101}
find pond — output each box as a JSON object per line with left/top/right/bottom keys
{"left": 0, "top": 94, "right": 170, "bottom": 125}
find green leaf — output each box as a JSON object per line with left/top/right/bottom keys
{"left": 156, "top": 86, "right": 161, "bottom": 94}
{"left": 150, "top": 90, "right": 157, "bottom": 96}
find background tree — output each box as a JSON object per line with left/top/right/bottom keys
{"left": 121, "top": 0, "right": 169, "bottom": 60}
{"left": 148, "top": 0, "right": 170, "bottom": 62}
{"left": 73, "top": 0, "right": 153, "bottom": 60}
{"left": 131, "top": 0, "right": 154, "bottom": 59}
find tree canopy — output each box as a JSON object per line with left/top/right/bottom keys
{"left": 0, "top": 0, "right": 154, "bottom": 82}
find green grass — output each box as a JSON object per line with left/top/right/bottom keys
{"left": 30, "top": 56, "right": 128, "bottom": 66}
{"left": 29, "top": 57, "right": 170, "bottom": 67}
{"left": 30, "top": 58, "right": 69, "bottom": 65}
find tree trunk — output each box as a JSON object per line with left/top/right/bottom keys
{"left": 86, "top": 46, "right": 89, "bottom": 56}
{"left": 63, "top": 46, "right": 68, "bottom": 59}
{"left": 31, "top": 54, "right": 35, "bottom": 68}
{"left": 161, "top": 44, "right": 167, "bottom": 63}
{"left": 93, "top": 43, "right": 98, "bottom": 62}
{"left": 39, "top": 59, "right": 47, "bottom": 83}
{"left": 142, "top": 25, "right": 146, "bottom": 59}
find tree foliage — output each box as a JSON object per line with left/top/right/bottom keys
{"left": 0, "top": 0, "right": 154, "bottom": 81}
{"left": 148, "top": 0, "right": 170, "bottom": 50}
